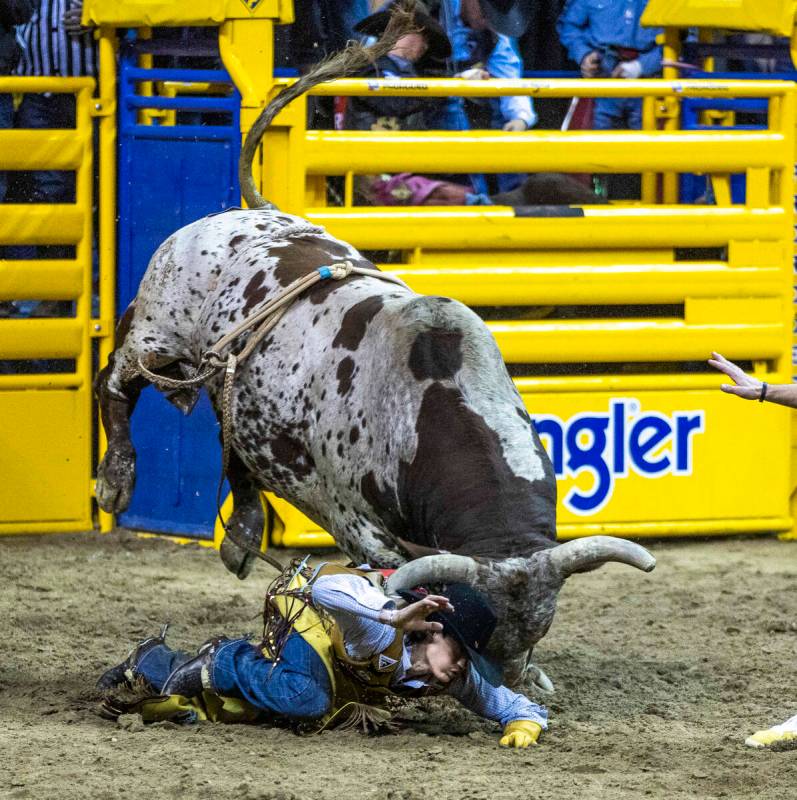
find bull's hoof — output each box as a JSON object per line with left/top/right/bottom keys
{"left": 219, "top": 535, "right": 256, "bottom": 580}
{"left": 96, "top": 446, "right": 136, "bottom": 514}
{"left": 218, "top": 500, "right": 267, "bottom": 580}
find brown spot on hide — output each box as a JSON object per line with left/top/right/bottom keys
{"left": 332, "top": 295, "right": 384, "bottom": 351}
{"left": 115, "top": 303, "right": 136, "bottom": 346}
{"left": 229, "top": 234, "right": 248, "bottom": 252}
{"left": 269, "top": 431, "right": 314, "bottom": 479}
{"left": 272, "top": 239, "right": 378, "bottom": 304}
{"left": 393, "top": 383, "right": 557, "bottom": 556}
{"left": 242, "top": 270, "right": 267, "bottom": 315}
{"left": 336, "top": 357, "right": 355, "bottom": 396}
{"left": 408, "top": 329, "right": 463, "bottom": 381}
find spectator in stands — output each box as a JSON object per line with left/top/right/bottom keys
{"left": 8, "top": 0, "right": 95, "bottom": 317}
{"left": 12, "top": 0, "right": 96, "bottom": 207}
{"left": 556, "top": 0, "right": 661, "bottom": 130}
{"left": 344, "top": 1, "right": 600, "bottom": 207}
{"left": 344, "top": 1, "right": 476, "bottom": 206}
{"left": 276, "top": 0, "right": 371, "bottom": 73}
{"left": 0, "top": 0, "right": 37, "bottom": 317}
{"left": 430, "top": 0, "right": 536, "bottom": 194}
{"left": 347, "top": 2, "right": 450, "bottom": 132}
{"left": 0, "top": 0, "right": 36, "bottom": 204}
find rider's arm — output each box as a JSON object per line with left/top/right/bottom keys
{"left": 311, "top": 573, "right": 397, "bottom": 659}
{"left": 446, "top": 662, "right": 548, "bottom": 733}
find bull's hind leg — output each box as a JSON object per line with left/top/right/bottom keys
{"left": 218, "top": 450, "right": 266, "bottom": 580}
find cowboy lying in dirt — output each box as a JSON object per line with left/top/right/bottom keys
{"left": 97, "top": 562, "right": 547, "bottom": 747}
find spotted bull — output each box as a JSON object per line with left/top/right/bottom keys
{"left": 96, "top": 20, "right": 655, "bottom": 688}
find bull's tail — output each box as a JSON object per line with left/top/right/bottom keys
{"left": 238, "top": 1, "right": 417, "bottom": 210}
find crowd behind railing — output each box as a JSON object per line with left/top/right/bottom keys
{"left": 0, "top": 0, "right": 795, "bottom": 327}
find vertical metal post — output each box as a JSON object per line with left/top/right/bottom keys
{"left": 96, "top": 27, "right": 118, "bottom": 533}
{"left": 661, "top": 27, "right": 681, "bottom": 203}
{"left": 219, "top": 18, "right": 274, "bottom": 207}
{"left": 641, "top": 97, "right": 656, "bottom": 203}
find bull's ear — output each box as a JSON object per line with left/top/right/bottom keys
{"left": 547, "top": 536, "right": 656, "bottom": 578}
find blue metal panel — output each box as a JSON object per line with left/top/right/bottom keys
{"left": 116, "top": 38, "right": 239, "bottom": 538}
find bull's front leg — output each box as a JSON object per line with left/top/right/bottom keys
{"left": 218, "top": 450, "right": 266, "bottom": 580}
{"left": 95, "top": 353, "right": 147, "bottom": 514}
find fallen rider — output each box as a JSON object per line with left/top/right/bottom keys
{"left": 97, "top": 563, "right": 547, "bottom": 747}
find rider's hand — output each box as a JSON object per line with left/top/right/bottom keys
{"left": 707, "top": 351, "right": 764, "bottom": 400}
{"left": 379, "top": 595, "right": 453, "bottom": 632}
{"left": 580, "top": 51, "right": 601, "bottom": 78}
{"left": 500, "top": 720, "right": 542, "bottom": 748}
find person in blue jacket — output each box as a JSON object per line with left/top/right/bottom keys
{"left": 431, "top": 0, "right": 537, "bottom": 194}
{"left": 557, "top": 0, "right": 661, "bottom": 130}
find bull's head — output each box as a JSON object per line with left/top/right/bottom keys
{"left": 385, "top": 536, "right": 655, "bottom": 689}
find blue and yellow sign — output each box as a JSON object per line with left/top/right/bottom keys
{"left": 526, "top": 391, "right": 792, "bottom": 538}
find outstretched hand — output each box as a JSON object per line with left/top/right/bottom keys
{"left": 707, "top": 351, "right": 762, "bottom": 400}
{"left": 381, "top": 595, "right": 454, "bottom": 632}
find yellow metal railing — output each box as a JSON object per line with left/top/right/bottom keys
{"left": 251, "top": 75, "right": 797, "bottom": 540}
{"left": 0, "top": 76, "right": 98, "bottom": 533}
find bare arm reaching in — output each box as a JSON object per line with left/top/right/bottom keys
{"left": 708, "top": 352, "right": 797, "bottom": 408}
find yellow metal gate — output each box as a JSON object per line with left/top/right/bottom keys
{"left": 260, "top": 76, "right": 796, "bottom": 541}
{"left": 0, "top": 78, "right": 96, "bottom": 533}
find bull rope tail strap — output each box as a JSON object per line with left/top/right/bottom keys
{"left": 135, "top": 259, "right": 410, "bottom": 552}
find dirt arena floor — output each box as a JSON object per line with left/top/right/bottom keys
{"left": 1, "top": 530, "right": 795, "bottom": 800}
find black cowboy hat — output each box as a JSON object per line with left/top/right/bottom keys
{"left": 478, "top": 0, "right": 533, "bottom": 38}
{"left": 355, "top": 1, "right": 452, "bottom": 63}
{"left": 399, "top": 582, "right": 503, "bottom": 687}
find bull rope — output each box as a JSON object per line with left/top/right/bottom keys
{"left": 136, "top": 257, "right": 410, "bottom": 549}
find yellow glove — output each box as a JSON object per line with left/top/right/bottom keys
{"left": 499, "top": 720, "right": 542, "bottom": 748}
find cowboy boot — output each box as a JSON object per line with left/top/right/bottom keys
{"left": 160, "top": 636, "right": 232, "bottom": 698}
{"left": 96, "top": 623, "right": 170, "bottom": 691}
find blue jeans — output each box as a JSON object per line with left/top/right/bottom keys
{"left": 593, "top": 96, "right": 642, "bottom": 130}
{"left": 137, "top": 633, "right": 332, "bottom": 721}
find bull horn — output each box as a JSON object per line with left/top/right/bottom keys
{"left": 547, "top": 536, "right": 656, "bottom": 578}
{"left": 385, "top": 555, "right": 480, "bottom": 596}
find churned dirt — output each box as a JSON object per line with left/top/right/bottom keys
{"left": 1, "top": 530, "right": 795, "bottom": 800}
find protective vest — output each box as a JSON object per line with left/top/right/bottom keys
{"left": 266, "top": 563, "right": 406, "bottom": 730}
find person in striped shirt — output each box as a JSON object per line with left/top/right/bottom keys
{"left": 0, "top": 0, "right": 37, "bottom": 205}
{"left": 12, "top": 0, "right": 95, "bottom": 209}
